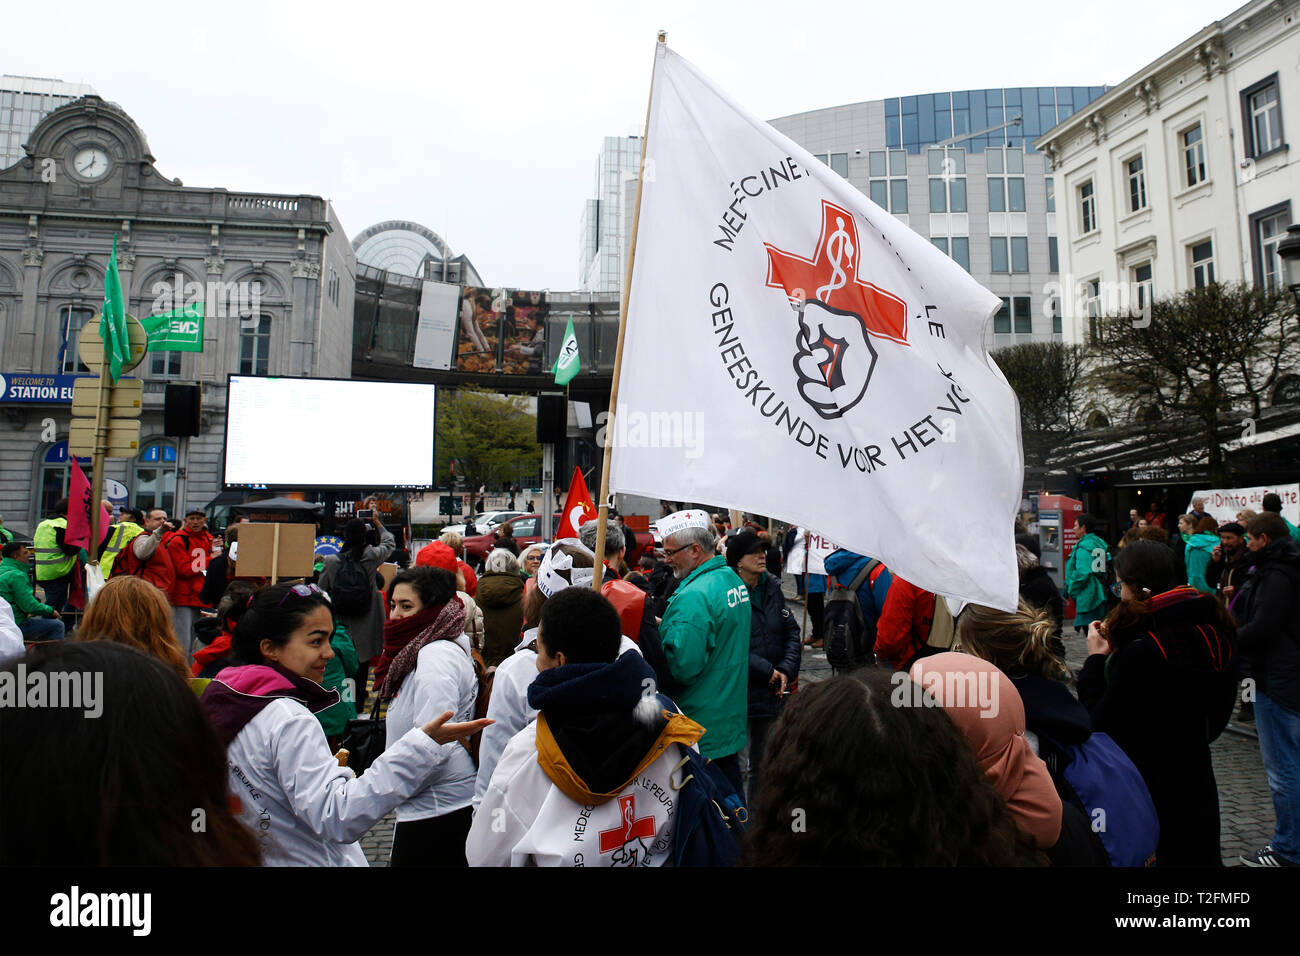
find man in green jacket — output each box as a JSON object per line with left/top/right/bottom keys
{"left": 0, "top": 541, "right": 64, "bottom": 642}
{"left": 1063, "top": 513, "right": 1109, "bottom": 635}
{"left": 657, "top": 510, "right": 750, "bottom": 795}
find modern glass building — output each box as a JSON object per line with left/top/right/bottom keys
{"left": 351, "top": 219, "right": 483, "bottom": 285}
{"left": 768, "top": 86, "right": 1108, "bottom": 349}
{"left": 0, "top": 75, "right": 97, "bottom": 170}
{"left": 578, "top": 135, "right": 641, "bottom": 293}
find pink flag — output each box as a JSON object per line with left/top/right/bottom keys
{"left": 66, "top": 458, "right": 110, "bottom": 551}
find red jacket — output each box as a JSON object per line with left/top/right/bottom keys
{"left": 163, "top": 529, "right": 215, "bottom": 607}
{"left": 113, "top": 531, "right": 178, "bottom": 597}
{"left": 458, "top": 559, "right": 478, "bottom": 598}
{"left": 874, "top": 576, "right": 936, "bottom": 671}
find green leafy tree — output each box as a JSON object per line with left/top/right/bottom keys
{"left": 992, "top": 341, "right": 1087, "bottom": 469}
{"left": 1090, "top": 282, "right": 1296, "bottom": 485}
{"left": 435, "top": 387, "right": 542, "bottom": 503}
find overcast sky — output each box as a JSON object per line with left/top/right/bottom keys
{"left": 4, "top": 0, "right": 1236, "bottom": 289}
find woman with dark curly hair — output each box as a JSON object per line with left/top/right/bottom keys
{"left": 1077, "top": 540, "right": 1238, "bottom": 866}
{"left": 740, "top": 668, "right": 1044, "bottom": 866}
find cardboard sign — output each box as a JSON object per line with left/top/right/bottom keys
{"left": 234, "top": 523, "right": 317, "bottom": 580}
{"left": 377, "top": 562, "right": 399, "bottom": 591}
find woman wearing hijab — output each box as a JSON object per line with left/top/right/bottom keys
{"left": 910, "top": 652, "right": 1108, "bottom": 865}
{"left": 374, "top": 566, "right": 480, "bottom": 866}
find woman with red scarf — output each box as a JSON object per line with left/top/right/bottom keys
{"left": 374, "top": 566, "right": 480, "bottom": 866}
{"left": 1077, "top": 540, "right": 1238, "bottom": 867}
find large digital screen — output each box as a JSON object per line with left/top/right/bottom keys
{"left": 224, "top": 376, "right": 436, "bottom": 489}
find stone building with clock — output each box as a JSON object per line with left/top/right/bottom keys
{"left": 0, "top": 94, "right": 356, "bottom": 535}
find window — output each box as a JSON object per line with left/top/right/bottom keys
{"left": 1086, "top": 279, "right": 1102, "bottom": 345}
{"left": 327, "top": 266, "right": 340, "bottom": 307}
{"left": 1133, "top": 262, "right": 1153, "bottom": 312}
{"left": 1252, "top": 204, "right": 1292, "bottom": 291}
{"left": 991, "top": 237, "right": 1009, "bottom": 273}
{"left": 868, "top": 149, "right": 909, "bottom": 213}
{"left": 1013, "top": 296, "right": 1032, "bottom": 334}
{"left": 1045, "top": 176, "right": 1055, "bottom": 213}
{"left": 1242, "top": 74, "right": 1283, "bottom": 158}
{"left": 985, "top": 147, "right": 1025, "bottom": 213}
{"left": 1126, "top": 155, "right": 1147, "bottom": 212}
{"left": 1048, "top": 236, "right": 1059, "bottom": 273}
{"left": 994, "top": 297, "right": 1032, "bottom": 335}
{"left": 240, "top": 314, "right": 271, "bottom": 375}
{"left": 134, "top": 441, "right": 178, "bottom": 515}
{"left": 926, "top": 148, "right": 966, "bottom": 214}
{"left": 994, "top": 298, "right": 1011, "bottom": 333}
{"left": 1182, "top": 125, "right": 1206, "bottom": 187}
{"left": 151, "top": 351, "right": 181, "bottom": 377}
{"left": 829, "top": 152, "right": 849, "bottom": 178}
{"left": 1190, "top": 240, "right": 1215, "bottom": 289}
{"left": 1048, "top": 295, "right": 1062, "bottom": 334}
{"left": 59, "top": 306, "right": 94, "bottom": 373}
{"left": 931, "top": 235, "right": 970, "bottom": 271}
{"left": 951, "top": 236, "right": 970, "bottom": 272}
{"left": 1010, "top": 237, "right": 1029, "bottom": 273}
{"left": 1079, "top": 180, "right": 1097, "bottom": 234}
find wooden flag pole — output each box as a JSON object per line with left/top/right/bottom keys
{"left": 593, "top": 30, "right": 666, "bottom": 590}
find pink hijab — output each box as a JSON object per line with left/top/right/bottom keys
{"left": 909, "top": 652, "right": 1062, "bottom": 849}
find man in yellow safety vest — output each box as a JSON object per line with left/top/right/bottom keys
{"left": 32, "top": 498, "right": 80, "bottom": 616}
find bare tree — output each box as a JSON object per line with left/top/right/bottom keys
{"left": 992, "top": 342, "right": 1088, "bottom": 469}
{"left": 1090, "top": 282, "right": 1296, "bottom": 485}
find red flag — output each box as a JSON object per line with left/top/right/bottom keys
{"left": 554, "top": 466, "right": 597, "bottom": 541}
{"left": 66, "top": 458, "right": 110, "bottom": 551}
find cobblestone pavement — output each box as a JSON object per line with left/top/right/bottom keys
{"left": 360, "top": 575, "right": 1277, "bottom": 866}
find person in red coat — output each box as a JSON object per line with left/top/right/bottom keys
{"left": 163, "top": 509, "right": 215, "bottom": 664}
{"left": 874, "top": 575, "right": 938, "bottom": 671}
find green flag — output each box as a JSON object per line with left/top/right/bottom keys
{"left": 552, "top": 315, "right": 580, "bottom": 386}
{"left": 99, "top": 234, "right": 130, "bottom": 382}
{"left": 141, "top": 302, "right": 205, "bottom": 352}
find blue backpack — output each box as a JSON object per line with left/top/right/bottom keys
{"left": 669, "top": 747, "right": 749, "bottom": 867}
{"left": 1049, "top": 731, "right": 1159, "bottom": 867}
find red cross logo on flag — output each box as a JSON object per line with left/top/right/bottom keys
{"left": 598, "top": 794, "right": 657, "bottom": 853}
{"left": 764, "top": 199, "right": 908, "bottom": 345}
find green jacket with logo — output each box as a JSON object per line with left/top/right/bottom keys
{"left": 1063, "top": 531, "right": 1109, "bottom": 627}
{"left": 659, "top": 555, "right": 751, "bottom": 759}
{"left": 0, "top": 556, "right": 55, "bottom": 624}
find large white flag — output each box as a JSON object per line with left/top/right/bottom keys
{"left": 610, "top": 44, "right": 1023, "bottom": 610}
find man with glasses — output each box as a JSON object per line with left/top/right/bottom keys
{"left": 656, "top": 509, "right": 751, "bottom": 796}
{"left": 112, "top": 506, "right": 180, "bottom": 602}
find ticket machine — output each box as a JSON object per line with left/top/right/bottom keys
{"left": 1037, "top": 494, "right": 1083, "bottom": 595}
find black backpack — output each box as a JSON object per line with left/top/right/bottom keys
{"left": 823, "top": 560, "right": 882, "bottom": 673}
{"left": 330, "top": 552, "right": 374, "bottom": 618}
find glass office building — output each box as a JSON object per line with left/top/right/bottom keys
{"left": 0, "top": 75, "right": 97, "bottom": 170}
{"left": 769, "top": 86, "right": 1107, "bottom": 349}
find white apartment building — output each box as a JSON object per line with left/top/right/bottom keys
{"left": 1037, "top": 0, "right": 1298, "bottom": 347}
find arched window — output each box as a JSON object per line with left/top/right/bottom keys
{"left": 1135, "top": 405, "right": 1163, "bottom": 424}
{"left": 133, "top": 440, "right": 178, "bottom": 514}
{"left": 36, "top": 442, "right": 91, "bottom": 519}
{"left": 1085, "top": 410, "right": 1110, "bottom": 430}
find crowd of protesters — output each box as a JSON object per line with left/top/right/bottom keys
{"left": 2, "top": 492, "right": 1298, "bottom": 870}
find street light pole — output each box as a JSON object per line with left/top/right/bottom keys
{"left": 1276, "top": 224, "right": 1300, "bottom": 307}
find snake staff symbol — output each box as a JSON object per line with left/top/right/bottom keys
{"left": 764, "top": 200, "right": 909, "bottom": 420}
